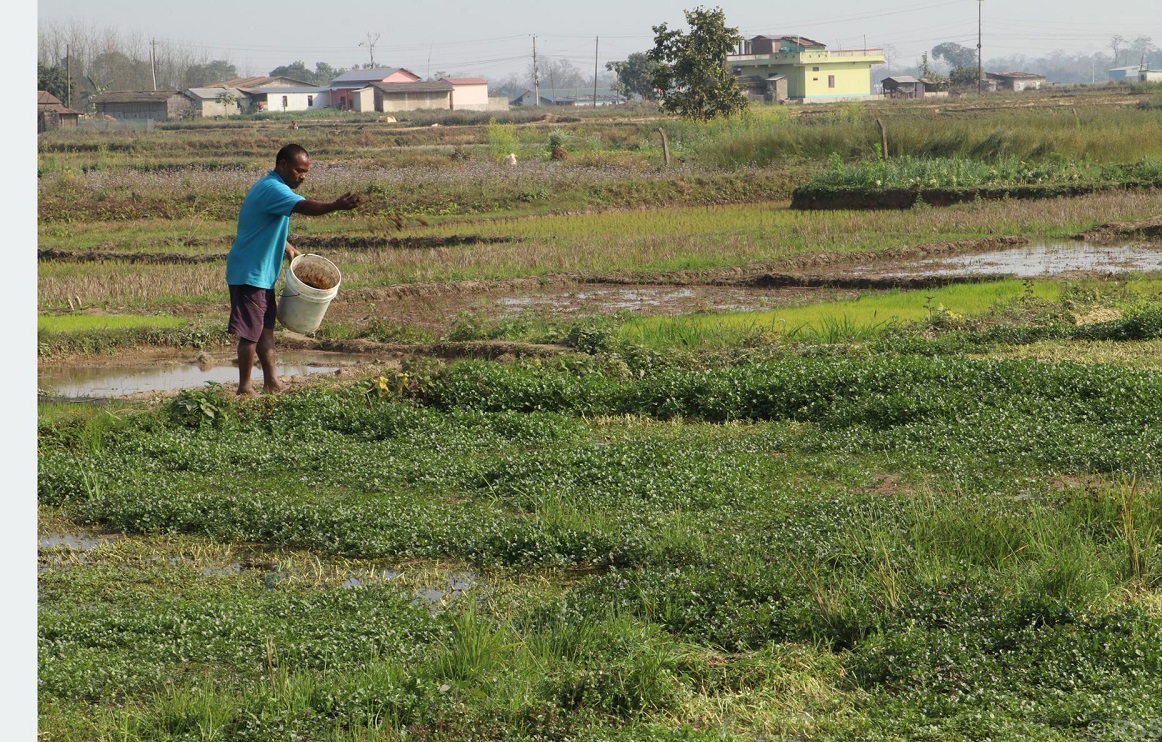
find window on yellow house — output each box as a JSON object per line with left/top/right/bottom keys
{"left": 828, "top": 75, "right": 836, "bottom": 88}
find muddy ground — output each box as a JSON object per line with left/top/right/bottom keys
{"left": 40, "top": 222, "right": 1162, "bottom": 400}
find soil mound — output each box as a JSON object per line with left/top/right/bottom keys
{"left": 1074, "top": 217, "right": 1162, "bottom": 243}
{"left": 289, "top": 235, "right": 519, "bottom": 250}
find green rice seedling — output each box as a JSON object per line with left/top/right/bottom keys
{"left": 1107, "top": 475, "right": 1162, "bottom": 586}
{"left": 431, "top": 605, "right": 515, "bottom": 682}
{"left": 622, "top": 281, "right": 1061, "bottom": 351}
{"left": 138, "top": 683, "right": 235, "bottom": 740}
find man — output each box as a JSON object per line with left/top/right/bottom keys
{"left": 226, "top": 143, "right": 361, "bottom": 396}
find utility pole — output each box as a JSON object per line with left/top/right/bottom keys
{"left": 532, "top": 34, "right": 539, "bottom": 106}
{"left": 360, "top": 32, "right": 380, "bottom": 68}
{"left": 150, "top": 39, "right": 157, "bottom": 91}
{"left": 593, "top": 36, "right": 599, "bottom": 107}
{"left": 66, "top": 44, "right": 71, "bottom": 108}
{"left": 977, "top": 0, "right": 983, "bottom": 95}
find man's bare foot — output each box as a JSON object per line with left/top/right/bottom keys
{"left": 237, "top": 386, "right": 258, "bottom": 398}
{"left": 263, "top": 379, "right": 287, "bottom": 394}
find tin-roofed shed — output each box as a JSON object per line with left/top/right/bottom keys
{"left": 91, "top": 90, "right": 192, "bottom": 121}
{"left": 882, "top": 75, "right": 924, "bottom": 98}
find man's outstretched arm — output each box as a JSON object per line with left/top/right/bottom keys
{"left": 292, "top": 192, "right": 362, "bottom": 216}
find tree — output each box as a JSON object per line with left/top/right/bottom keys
{"left": 931, "top": 42, "right": 977, "bottom": 71}
{"left": 949, "top": 65, "right": 978, "bottom": 88}
{"left": 647, "top": 6, "right": 747, "bottom": 121}
{"left": 38, "top": 63, "right": 70, "bottom": 101}
{"left": 270, "top": 61, "right": 315, "bottom": 83}
{"left": 268, "top": 61, "right": 345, "bottom": 85}
{"left": 1129, "top": 36, "right": 1155, "bottom": 65}
{"left": 184, "top": 59, "right": 236, "bottom": 87}
{"left": 607, "top": 52, "right": 661, "bottom": 100}
{"left": 1110, "top": 35, "right": 1126, "bottom": 66}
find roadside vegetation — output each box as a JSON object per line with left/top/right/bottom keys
{"left": 37, "top": 87, "right": 1162, "bottom": 740}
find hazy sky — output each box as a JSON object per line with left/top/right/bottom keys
{"left": 37, "top": 0, "right": 1162, "bottom": 80}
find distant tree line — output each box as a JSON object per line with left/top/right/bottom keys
{"left": 489, "top": 57, "right": 617, "bottom": 101}
{"left": 36, "top": 20, "right": 358, "bottom": 110}
{"left": 886, "top": 35, "right": 1161, "bottom": 87}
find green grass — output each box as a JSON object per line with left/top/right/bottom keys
{"left": 38, "top": 351, "right": 1162, "bottom": 739}
{"left": 38, "top": 314, "right": 187, "bottom": 333}
{"left": 622, "top": 280, "right": 1062, "bottom": 349}
{"left": 802, "top": 155, "right": 1162, "bottom": 191}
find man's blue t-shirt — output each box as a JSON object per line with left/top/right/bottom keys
{"left": 225, "top": 171, "right": 306, "bottom": 288}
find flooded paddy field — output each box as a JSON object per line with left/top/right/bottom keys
{"left": 37, "top": 350, "right": 370, "bottom": 399}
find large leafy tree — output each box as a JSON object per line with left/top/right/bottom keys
{"left": 38, "top": 63, "right": 70, "bottom": 101}
{"left": 606, "top": 52, "right": 661, "bottom": 100}
{"left": 184, "top": 59, "right": 236, "bottom": 87}
{"left": 268, "top": 61, "right": 345, "bottom": 86}
{"left": 932, "top": 42, "right": 978, "bottom": 88}
{"left": 931, "top": 42, "right": 977, "bottom": 71}
{"left": 648, "top": 6, "right": 747, "bottom": 120}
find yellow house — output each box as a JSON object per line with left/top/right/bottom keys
{"left": 728, "top": 35, "right": 885, "bottom": 101}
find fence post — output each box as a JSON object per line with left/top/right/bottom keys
{"left": 657, "top": 127, "right": 670, "bottom": 167}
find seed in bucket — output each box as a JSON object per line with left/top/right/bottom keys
{"left": 295, "top": 264, "right": 337, "bottom": 290}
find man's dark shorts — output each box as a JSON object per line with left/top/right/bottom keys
{"left": 228, "top": 284, "right": 277, "bottom": 342}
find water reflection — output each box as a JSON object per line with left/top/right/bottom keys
{"left": 38, "top": 351, "right": 362, "bottom": 399}
{"left": 886, "top": 241, "right": 1162, "bottom": 278}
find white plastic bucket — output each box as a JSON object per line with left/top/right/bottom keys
{"left": 277, "top": 254, "right": 341, "bottom": 334}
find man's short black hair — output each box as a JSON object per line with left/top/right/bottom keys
{"left": 276, "top": 143, "right": 309, "bottom": 166}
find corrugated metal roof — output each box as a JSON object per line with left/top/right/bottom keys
{"left": 92, "top": 90, "right": 184, "bottom": 104}
{"left": 884, "top": 75, "right": 920, "bottom": 84}
{"left": 371, "top": 81, "right": 453, "bottom": 94}
{"left": 242, "top": 87, "right": 325, "bottom": 95}
{"left": 988, "top": 71, "right": 1046, "bottom": 79}
{"left": 751, "top": 34, "right": 827, "bottom": 48}
{"left": 185, "top": 87, "right": 246, "bottom": 99}
{"left": 213, "top": 76, "right": 314, "bottom": 88}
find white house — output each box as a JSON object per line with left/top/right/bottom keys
{"left": 1140, "top": 68, "right": 1162, "bottom": 83}
{"left": 244, "top": 87, "right": 328, "bottom": 113}
{"left": 441, "top": 77, "right": 490, "bottom": 110}
{"left": 184, "top": 87, "right": 247, "bottom": 117}
{"left": 1108, "top": 65, "right": 1142, "bottom": 82}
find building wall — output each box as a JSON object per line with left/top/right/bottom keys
{"left": 267, "top": 92, "right": 317, "bottom": 112}
{"left": 196, "top": 97, "right": 241, "bottom": 117}
{"left": 375, "top": 90, "right": 452, "bottom": 111}
{"left": 1141, "top": 70, "right": 1162, "bottom": 83}
{"left": 801, "top": 61, "right": 875, "bottom": 98}
{"left": 450, "top": 83, "right": 489, "bottom": 109}
{"left": 98, "top": 101, "right": 169, "bottom": 121}
{"left": 166, "top": 96, "right": 192, "bottom": 119}
{"left": 352, "top": 88, "right": 375, "bottom": 112}
{"left": 384, "top": 70, "right": 420, "bottom": 83}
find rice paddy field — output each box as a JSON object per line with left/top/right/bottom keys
{"left": 36, "top": 87, "right": 1162, "bottom": 740}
